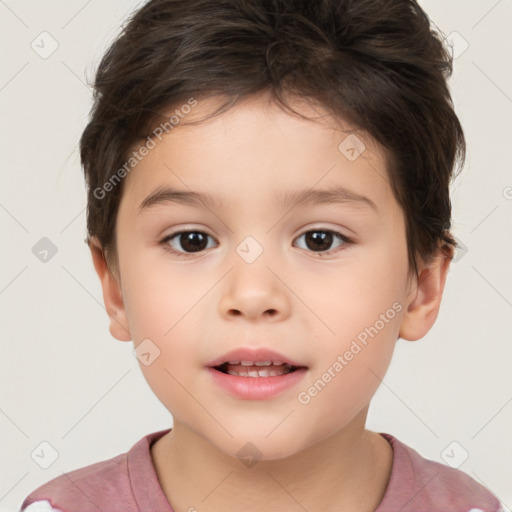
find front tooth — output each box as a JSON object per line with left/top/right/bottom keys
{"left": 254, "top": 361, "right": 272, "bottom": 366}
{"left": 240, "top": 361, "right": 253, "bottom": 366}
{"left": 226, "top": 366, "right": 290, "bottom": 377}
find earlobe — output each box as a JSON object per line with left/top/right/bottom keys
{"left": 399, "top": 244, "right": 453, "bottom": 342}
{"left": 88, "top": 236, "right": 132, "bottom": 342}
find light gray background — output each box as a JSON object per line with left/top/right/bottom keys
{"left": 1, "top": 1, "right": 511, "bottom": 510}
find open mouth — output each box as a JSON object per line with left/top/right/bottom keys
{"left": 208, "top": 355, "right": 308, "bottom": 399}
{"left": 214, "top": 361, "right": 298, "bottom": 377}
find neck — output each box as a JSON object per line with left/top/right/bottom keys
{"left": 151, "top": 410, "right": 393, "bottom": 512}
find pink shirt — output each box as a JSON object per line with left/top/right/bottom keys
{"left": 20, "top": 428, "right": 503, "bottom": 512}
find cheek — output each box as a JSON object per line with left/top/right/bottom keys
{"left": 121, "top": 262, "right": 203, "bottom": 415}
{"left": 308, "top": 248, "right": 407, "bottom": 347}
{"left": 296, "top": 308, "right": 400, "bottom": 440}
{"left": 296, "top": 245, "right": 406, "bottom": 417}
{"left": 118, "top": 252, "right": 205, "bottom": 387}
{"left": 120, "top": 246, "right": 201, "bottom": 340}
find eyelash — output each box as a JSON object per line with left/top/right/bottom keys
{"left": 159, "top": 228, "right": 353, "bottom": 258}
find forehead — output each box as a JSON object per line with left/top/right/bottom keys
{"left": 119, "top": 94, "right": 395, "bottom": 217}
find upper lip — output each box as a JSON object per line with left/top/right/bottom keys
{"left": 206, "top": 347, "right": 307, "bottom": 368}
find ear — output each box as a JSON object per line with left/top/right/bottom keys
{"left": 399, "top": 244, "right": 453, "bottom": 341}
{"left": 88, "top": 236, "right": 132, "bottom": 342}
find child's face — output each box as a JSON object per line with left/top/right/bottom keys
{"left": 95, "top": 93, "right": 440, "bottom": 459}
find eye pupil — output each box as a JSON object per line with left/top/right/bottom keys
{"left": 306, "top": 231, "right": 332, "bottom": 252}
{"left": 181, "top": 232, "right": 207, "bottom": 252}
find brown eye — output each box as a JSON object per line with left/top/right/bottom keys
{"left": 294, "top": 229, "right": 350, "bottom": 255}
{"left": 161, "top": 231, "right": 216, "bottom": 256}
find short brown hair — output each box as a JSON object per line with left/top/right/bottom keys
{"left": 80, "top": 0, "right": 465, "bottom": 279}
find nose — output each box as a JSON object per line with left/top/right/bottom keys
{"left": 218, "top": 254, "right": 291, "bottom": 322}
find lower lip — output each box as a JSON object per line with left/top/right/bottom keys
{"left": 206, "top": 367, "right": 307, "bottom": 400}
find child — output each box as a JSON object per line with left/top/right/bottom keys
{"left": 20, "top": 0, "right": 505, "bottom": 510}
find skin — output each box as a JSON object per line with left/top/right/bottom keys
{"left": 89, "top": 92, "right": 452, "bottom": 512}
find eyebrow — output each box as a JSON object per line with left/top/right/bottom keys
{"left": 139, "top": 185, "right": 378, "bottom": 212}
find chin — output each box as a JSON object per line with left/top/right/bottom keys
{"left": 213, "top": 430, "right": 314, "bottom": 465}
